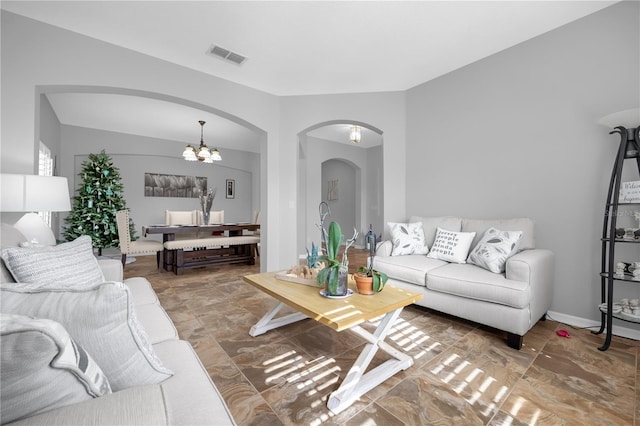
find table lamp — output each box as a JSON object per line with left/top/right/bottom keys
{"left": 0, "top": 174, "right": 71, "bottom": 246}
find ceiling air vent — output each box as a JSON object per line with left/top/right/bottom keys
{"left": 208, "top": 45, "right": 247, "bottom": 65}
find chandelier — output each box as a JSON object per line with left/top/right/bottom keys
{"left": 349, "top": 125, "right": 361, "bottom": 144}
{"left": 182, "top": 120, "right": 222, "bottom": 163}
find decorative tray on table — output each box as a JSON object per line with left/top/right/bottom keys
{"left": 274, "top": 271, "right": 319, "bottom": 287}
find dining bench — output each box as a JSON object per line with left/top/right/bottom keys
{"left": 163, "top": 235, "right": 260, "bottom": 275}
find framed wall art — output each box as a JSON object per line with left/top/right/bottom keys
{"left": 144, "top": 173, "right": 205, "bottom": 198}
{"left": 327, "top": 179, "right": 338, "bottom": 201}
{"left": 226, "top": 179, "right": 235, "bottom": 199}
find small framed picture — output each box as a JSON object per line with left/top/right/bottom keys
{"left": 226, "top": 179, "right": 235, "bottom": 199}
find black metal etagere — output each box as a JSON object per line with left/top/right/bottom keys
{"left": 594, "top": 125, "right": 640, "bottom": 350}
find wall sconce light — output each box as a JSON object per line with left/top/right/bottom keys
{"left": 349, "top": 126, "right": 361, "bottom": 144}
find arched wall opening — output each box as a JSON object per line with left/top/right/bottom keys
{"left": 36, "top": 85, "right": 268, "bottom": 260}
{"left": 297, "top": 120, "right": 383, "bottom": 255}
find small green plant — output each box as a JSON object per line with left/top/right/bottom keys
{"left": 306, "top": 242, "right": 319, "bottom": 268}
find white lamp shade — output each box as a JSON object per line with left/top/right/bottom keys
{"left": 210, "top": 149, "right": 222, "bottom": 161}
{"left": 598, "top": 108, "right": 640, "bottom": 129}
{"left": 197, "top": 146, "right": 211, "bottom": 159}
{"left": 1, "top": 174, "right": 71, "bottom": 212}
{"left": 182, "top": 145, "right": 196, "bottom": 159}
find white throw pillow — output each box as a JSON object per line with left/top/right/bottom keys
{"left": 467, "top": 227, "right": 523, "bottom": 273}
{"left": 0, "top": 236, "right": 104, "bottom": 286}
{"left": 1, "top": 313, "right": 111, "bottom": 424}
{"left": 388, "top": 222, "right": 429, "bottom": 256}
{"left": 0, "top": 281, "right": 173, "bottom": 392}
{"left": 427, "top": 227, "right": 476, "bottom": 263}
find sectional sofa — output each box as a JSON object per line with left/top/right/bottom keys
{"left": 373, "top": 216, "right": 555, "bottom": 349}
{"left": 0, "top": 224, "right": 235, "bottom": 425}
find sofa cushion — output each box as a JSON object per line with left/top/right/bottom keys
{"left": 427, "top": 228, "right": 476, "bottom": 263}
{"left": 409, "top": 216, "right": 462, "bottom": 248}
{"left": 0, "top": 236, "right": 104, "bottom": 286}
{"left": 1, "top": 313, "right": 111, "bottom": 424}
{"left": 124, "top": 277, "right": 159, "bottom": 306}
{"left": 154, "top": 340, "right": 236, "bottom": 425}
{"left": 467, "top": 228, "right": 523, "bottom": 273}
{"left": 135, "top": 303, "right": 179, "bottom": 344}
{"left": 388, "top": 222, "right": 429, "bottom": 255}
{"left": 98, "top": 258, "right": 124, "bottom": 282}
{"left": 6, "top": 384, "right": 168, "bottom": 426}
{"left": 427, "top": 263, "right": 531, "bottom": 308}
{"left": 373, "top": 255, "right": 447, "bottom": 287}
{"left": 1, "top": 281, "right": 173, "bottom": 392}
{"left": 1, "top": 224, "right": 28, "bottom": 283}
{"left": 462, "top": 218, "right": 535, "bottom": 250}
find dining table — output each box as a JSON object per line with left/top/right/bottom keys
{"left": 143, "top": 223, "right": 261, "bottom": 272}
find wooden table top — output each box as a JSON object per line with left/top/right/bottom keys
{"left": 242, "top": 272, "right": 423, "bottom": 332}
{"left": 143, "top": 223, "right": 260, "bottom": 236}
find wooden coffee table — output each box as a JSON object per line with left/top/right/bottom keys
{"left": 242, "top": 272, "right": 423, "bottom": 414}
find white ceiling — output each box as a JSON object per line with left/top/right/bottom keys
{"left": 3, "top": 1, "right": 616, "bottom": 149}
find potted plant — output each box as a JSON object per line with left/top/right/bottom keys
{"left": 354, "top": 226, "right": 388, "bottom": 295}
{"left": 354, "top": 266, "right": 388, "bottom": 295}
{"left": 317, "top": 221, "right": 349, "bottom": 296}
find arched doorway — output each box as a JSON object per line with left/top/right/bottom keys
{"left": 36, "top": 85, "right": 268, "bottom": 259}
{"left": 297, "top": 121, "right": 383, "bottom": 255}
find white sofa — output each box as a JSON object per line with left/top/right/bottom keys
{"left": 0, "top": 225, "right": 235, "bottom": 425}
{"left": 373, "top": 216, "right": 555, "bottom": 350}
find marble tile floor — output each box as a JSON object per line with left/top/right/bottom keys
{"left": 124, "top": 256, "right": 639, "bottom": 425}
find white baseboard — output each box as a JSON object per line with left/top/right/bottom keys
{"left": 546, "top": 310, "right": 640, "bottom": 341}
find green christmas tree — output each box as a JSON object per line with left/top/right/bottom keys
{"left": 64, "top": 150, "right": 136, "bottom": 255}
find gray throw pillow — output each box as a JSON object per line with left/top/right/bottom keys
{"left": 388, "top": 222, "right": 429, "bottom": 256}
{"left": 1, "top": 281, "right": 173, "bottom": 391}
{"left": 0, "top": 236, "right": 104, "bottom": 286}
{"left": 467, "top": 227, "right": 523, "bottom": 273}
{"left": 1, "top": 313, "right": 111, "bottom": 424}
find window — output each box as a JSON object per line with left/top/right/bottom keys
{"left": 38, "top": 142, "right": 54, "bottom": 227}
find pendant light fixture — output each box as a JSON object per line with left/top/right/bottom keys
{"left": 349, "top": 125, "right": 361, "bottom": 144}
{"left": 182, "top": 120, "right": 222, "bottom": 163}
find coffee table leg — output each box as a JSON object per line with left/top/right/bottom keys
{"left": 327, "top": 307, "right": 412, "bottom": 414}
{"left": 249, "top": 301, "right": 308, "bottom": 337}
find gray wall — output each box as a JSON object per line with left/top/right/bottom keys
{"left": 405, "top": 2, "right": 639, "bottom": 334}
{"left": 365, "top": 144, "right": 384, "bottom": 238}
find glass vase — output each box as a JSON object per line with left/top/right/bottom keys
{"left": 325, "top": 265, "right": 349, "bottom": 296}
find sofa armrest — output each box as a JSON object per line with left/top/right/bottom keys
{"left": 375, "top": 240, "right": 393, "bottom": 257}
{"left": 506, "top": 249, "right": 554, "bottom": 282}
{"left": 98, "top": 259, "right": 123, "bottom": 282}
{"left": 506, "top": 249, "right": 555, "bottom": 322}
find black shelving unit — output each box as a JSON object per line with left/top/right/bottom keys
{"left": 594, "top": 125, "right": 640, "bottom": 351}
